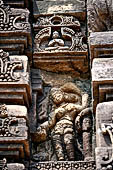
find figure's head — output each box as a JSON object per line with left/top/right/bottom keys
{"left": 50, "top": 87, "right": 64, "bottom": 105}
{"left": 52, "top": 31, "right": 60, "bottom": 39}
{"left": 60, "top": 82, "right": 82, "bottom": 104}
{"left": 82, "top": 116, "right": 91, "bottom": 131}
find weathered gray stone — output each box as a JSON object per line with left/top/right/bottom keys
{"left": 89, "top": 32, "right": 113, "bottom": 63}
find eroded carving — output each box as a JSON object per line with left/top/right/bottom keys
{"left": 0, "top": 49, "right": 22, "bottom": 82}
{"left": 0, "top": 1, "right": 30, "bottom": 31}
{"left": 0, "top": 104, "right": 7, "bottom": 117}
{"left": 75, "top": 107, "right": 93, "bottom": 160}
{"left": 35, "top": 27, "right": 87, "bottom": 52}
{"left": 36, "top": 15, "right": 80, "bottom": 27}
{"left": 0, "top": 158, "right": 8, "bottom": 170}
{"left": 36, "top": 82, "right": 89, "bottom": 161}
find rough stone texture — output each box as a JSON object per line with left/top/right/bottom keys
{"left": 96, "top": 102, "right": 113, "bottom": 169}
{"left": 89, "top": 31, "right": 113, "bottom": 64}
{"left": 0, "top": 104, "right": 30, "bottom": 159}
{"left": 87, "top": 0, "right": 113, "bottom": 33}
{"left": 33, "top": 0, "right": 86, "bottom": 17}
{"left": 0, "top": 1, "right": 32, "bottom": 59}
{"left": 0, "top": 50, "right": 31, "bottom": 107}
{"left": 92, "top": 58, "right": 113, "bottom": 112}
{"left": 3, "top": 0, "right": 32, "bottom": 8}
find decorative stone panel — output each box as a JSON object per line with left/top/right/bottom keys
{"left": 0, "top": 104, "right": 30, "bottom": 159}
{"left": 92, "top": 58, "right": 113, "bottom": 113}
{"left": 31, "top": 161, "right": 96, "bottom": 170}
{"left": 0, "top": 1, "right": 32, "bottom": 58}
{"left": 0, "top": 50, "right": 31, "bottom": 107}
{"left": 89, "top": 32, "right": 113, "bottom": 64}
{"left": 33, "top": 13, "right": 88, "bottom": 77}
{"left": 95, "top": 102, "right": 113, "bottom": 170}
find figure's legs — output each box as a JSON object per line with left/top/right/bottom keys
{"left": 52, "top": 133, "right": 65, "bottom": 161}
{"left": 64, "top": 132, "right": 75, "bottom": 161}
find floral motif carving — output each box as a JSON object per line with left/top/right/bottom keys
{"left": 0, "top": 49, "right": 22, "bottom": 82}
{"left": 0, "top": 1, "right": 30, "bottom": 31}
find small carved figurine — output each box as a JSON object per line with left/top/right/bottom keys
{"left": 37, "top": 82, "right": 88, "bottom": 161}
{"left": 45, "top": 31, "right": 69, "bottom": 51}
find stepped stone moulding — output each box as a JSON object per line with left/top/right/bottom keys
{"left": 96, "top": 102, "right": 113, "bottom": 170}
{"left": 0, "top": 50, "right": 31, "bottom": 107}
{"left": 0, "top": 104, "right": 30, "bottom": 159}
{"left": 0, "top": 1, "right": 32, "bottom": 58}
{"left": 92, "top": 58, "right": 113, "bottom": 112}
{"left": 89, "top": 32, "right": 113, "bottom": 64}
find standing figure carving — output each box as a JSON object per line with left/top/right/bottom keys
{"left": 37, "top": 82, "right": 89, "bottom": 161}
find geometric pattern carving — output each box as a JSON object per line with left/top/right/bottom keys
{"left": 31, "top": 161, "right": 96, "bottom": 170}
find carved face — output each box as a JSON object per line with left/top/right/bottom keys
{"left": 51, "top": 88, "right": 64, "bottom": 105}
{"left": 52, "top": 31, "right": 59, "bottom": 39}
{"left": 64, "top": 93, "right": 81, "bottom": 103}
{"left": 82, "top": 117, "right": 91, "bottom": 131}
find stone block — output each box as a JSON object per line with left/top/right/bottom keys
{"left": 0, "top": 1, "right": 32, "bottom": 59}
{"left": 0, "top": 105, "right": 30, "bottom": 159}
{"left": 92, "top": 58, "right": 113, "bottom": 112}
{"left": 89, "top": 32, "right": 113, "bottom": 64}
{"left": 0, "top": 50, "right": 32, "bottom": 107}
{"left": 33, "top": 0, "right": 86, "bottom": 17}
{"left": 95, "top": 102, "right": 113, "bottom": 169}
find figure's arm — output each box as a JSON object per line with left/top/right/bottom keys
{"left": 65, "top": 94, "right": 89, "bottom": 112}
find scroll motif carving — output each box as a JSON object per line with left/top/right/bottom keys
{"left": 0, "top": 1, "right": 30, "bottom": 31}
{"left": 0, "top": 158, "right": 8, "bottom": 170}
{"left": 36, "top": 82, "right": 91, "bottom": 161}
{"left": 0, "top": 49, "right": 22, "bottom": 82}
{"left": 0, "top": 104, "right": 8, "bottom": 117}
{"left": 0, "top": 117, "right": 26, "bottom": 137}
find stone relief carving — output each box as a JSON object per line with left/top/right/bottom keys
{"left": 0, "top": 158, "right": 8, "bottom": 170}
{"left": 0, "top": 49, "right": 22, "bottom": 81}
{"left": 35, "top": 15, "right": 80, "bottom": 27}
{"left": 75, "top": 107, "right": 93, "bottom": 160}
{"left": 0, "top": 0, "right": 30, "bottom": 31}
{"left": 31, "top": 161, "right": 96, "bottom": 170}
{"left": 36, "top": 82, "right": 92, "bottom": 161}
{"left": 0, "top": 104, "right": 8, "bottom": 117}
{"left": 35, "top": 27, "right": 87, "bottom": 52}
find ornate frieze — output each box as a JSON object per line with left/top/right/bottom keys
{"left": 31, "top": 161, "right": 96, "bottom": 170}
